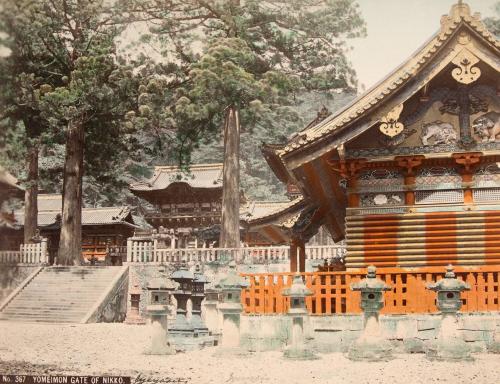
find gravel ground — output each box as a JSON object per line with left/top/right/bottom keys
{"left": 0, "top": 321, "right": 499, "bottom": 384}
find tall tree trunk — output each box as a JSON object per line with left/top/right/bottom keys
{"left": 23, "top": 143, "right": 38, "bottom": 244}
{"left": 219, "top": 105, "right": 240, "bottom": 249}
{"left": 58, "top": 120, "right": 84, "bottom": 265}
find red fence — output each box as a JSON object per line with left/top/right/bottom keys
{"left": 241, "top": 266, "right": 500, "bottom": 315}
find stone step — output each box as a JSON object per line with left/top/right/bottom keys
{"left": 0, "top": 314, "right": 85, "bottom": 322}
{"left": 0, "top": 266, "right": 124, "bottom": 323}
{"left": 13, "top": 294, "right": 104, "bottom": 300}
{"left": 11, "top": 298, "right": 98, "bottom": 303}
{"left": 0, "top": 317, "right": 81, "bottom": 323}
{"left": 6, "top": 304, "right": 93, "bottom": 310}
{"left": 0, "top": 310, "right": 88, "bottom": 317}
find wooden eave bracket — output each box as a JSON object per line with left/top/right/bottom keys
{"left": 328, "top": 158, "right": 367, "bottom": 179}
{"left": 452, "top": 152, "right": 482, "bottom": 172}
{"left": 395, "top": 155, "right": 425, "bottom": 176}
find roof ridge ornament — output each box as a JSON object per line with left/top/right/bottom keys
{"left": 440, "top": 1, "right": 482, "bottom": 33}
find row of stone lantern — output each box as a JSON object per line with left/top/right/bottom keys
{"left": 137, "top": 261, "right": 249, "bottom": 355}
{"left": 134, "top": 261, "right": 480, "bottom": 361}
{"left": 348, "top": 264, "right": 474, "bottom": 361}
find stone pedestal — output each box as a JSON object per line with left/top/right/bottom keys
{"left": 347, "top": 266, "right": 393, "bottom": 361}
{"left": 213, "top": 261, "right": 249, "bottom": 356}
{"left": 203, "top": 289, "right": 221, "bottom": 337}
{"left": 426, "top": 265, "right": 472, "bottom": 361}
{"left": 144, "top": 304, "right": 175, "bottom": 355}
{"left": 142, "top": 277, "right": 177, "bottom": 355}
{"left": 282, "top": 274, "right": 317, "bottom": 360}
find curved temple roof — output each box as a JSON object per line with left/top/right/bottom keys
{"left": 261, "top": 1, "right": 500, "bottom": 243}
{"left": 130, "top": 163, "right": 223, "bottom": 192}
{"left": 271, "top": 1, "right": 500, "bottom": 163}
{"left": 14, "top": 194, "right": 136, "bottom": 228}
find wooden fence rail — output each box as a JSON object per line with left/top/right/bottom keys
{"left": 241, "top": 266, "right": 500, "bottom": 315}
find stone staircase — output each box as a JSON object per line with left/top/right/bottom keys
{"left": 0, "top": 266, "right": 125, "bottom": 323}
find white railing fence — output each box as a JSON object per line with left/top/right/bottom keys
{"left": 0, "top": 238, "right": 48, "bottom": 264}
{"left": 126, "top": 239, "right": 345, "bottom": 264}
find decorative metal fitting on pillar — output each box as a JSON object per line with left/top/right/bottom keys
{"left": 144, "top": 277, "right": 177, "bottom": 355}
{"left": 348, "top": 265, "right": 393, "bottom": 361}
{"left": 425, "top": 265, "right": 473, "bottom": 361}
{"left": 281, "top": 274, "right": 317, "bottom": 360}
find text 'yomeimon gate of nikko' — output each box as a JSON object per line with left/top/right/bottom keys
{"left": 264, "top": 2, "right": 500, "bottom": 271}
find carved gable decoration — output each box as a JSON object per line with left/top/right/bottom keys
{"left": 379, "top": 104, "right": 404, "bottom": 137}
{"left": 451, "top": 49, "right": 481, "bottom": 84}
{"left": 274, "top": 1, "right": 499, "bottom": 164}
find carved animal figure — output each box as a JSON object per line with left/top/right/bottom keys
{"left": 421, "top": 121, "right": 458, "bottom": 146}
{"left": 472, "top": 112, "right": 500, "bottom": 142}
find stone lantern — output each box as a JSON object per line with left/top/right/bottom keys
{"left": 144, "top": 277, "right": 177, "bottom": 355}
{"left": 426, "top": 264, "right": 472, "bottom": 361}
{"left": 191, "top": 265, "right": 210, "bottom": 337}
{"left": 215, "top": 261, "right": 249, "bottom": 349}
{"left": 348, "top": 265, "right": 393, "bottom": 361}
{"left": 125, "top": 282, "right": 146, "bottom": 325}
{"left": 281, "top": 274, "right": 317, "bottom": 360}
{"left": 169, "top": 263, "right": 195, "bottom": 339}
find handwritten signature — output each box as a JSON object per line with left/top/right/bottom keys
{"left": 133, "top": 374, "right": 189, "bottom": 384}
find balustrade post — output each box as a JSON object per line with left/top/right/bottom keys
{"left": 41, "top": 238, "right": 48, "bottom": 264}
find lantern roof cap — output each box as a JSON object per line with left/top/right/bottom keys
{"left": 147, "top": 277, "right": 178, "bottom": 290}
{"left": 427, "top": 265, "right": 470, "bottom": 292}
{"left": 171, "top": 263, "right": 194, "bottom": 280}
{"left": 215, "top": 261, "right": 249, "bottom": 289}
{"left": 282, "top": 274, "right": 313, "bottom": 297}
{"left": 351, "top": 265, "right": 391, "bottom": 292}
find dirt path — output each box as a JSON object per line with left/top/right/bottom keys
{"left": 0, "top": 322, "right": 499, "bottom": 384}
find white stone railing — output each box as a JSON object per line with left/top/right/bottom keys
{"left": 0, "top": 238, "right": 49, "bottom": 264}
{"left": 125, "top": 239, "right": 345, "bottom": 264}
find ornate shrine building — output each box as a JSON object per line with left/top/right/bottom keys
{"left": 130, "top": 163, "right": 227, "bottom": 248}
{"left": 129, "top": 161, "right": 337, "bottom": 254}
{"left": 263, "top": 2, "right": 500, "bottom": 270}
{"left": 0, "top": 194, "right": 137, "bottom": 263}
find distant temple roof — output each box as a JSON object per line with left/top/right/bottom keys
{"left": 37, "top": 194, "right": 63, "bottom": 211}
{"left": 241, "top": 197, "right": 322, "bottom": 244}
{"left": 14, "top": 194, "right": 137, "bottom": 228}
{"left": 130, "top": 163, "right": 223, "bottom": 192}
{"left": 242, "top": 198, "right": 305, "bottom": 223}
